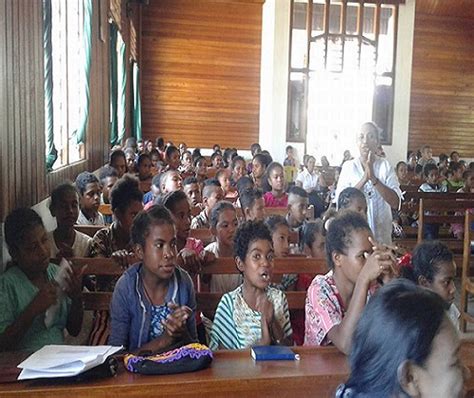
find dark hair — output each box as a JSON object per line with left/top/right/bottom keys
{"left": 286, "top": 145, "right": 293, "bottom": 153}
{"left": 4, "top": 208, "right": 45, "bottom": 254}
{"left": 75, "top": 171, "right": 99, "bottom": 195}
{"left": 110, "top": 175, "right": 143, "bottom": 213}
{"left": 99, "top": 165, "right": 118, "bottom": 183}
{"left": 156, "top": 137, "right": 165, "bottom": 150}
{"left": 194, "top": 156, "right": 206, "bottom": 167}
{"left": 288, "top": 185, "right": 308, "bottom": 199}
{"left": 439, "top": 153, "right": 448, "bottom": 163}
{"left": 463, "top": 169, "right": 474, "bottom": 180}
{"left": 183, "top": 176, "right": 199, "bottom": 186}
{"left": 325, "top": 211, "right": 371, "bottom": 269}
{"left": 211, "top": 152, "right": 222, "bottom": 162}
{"left": 396, "top": 161, "right": 407, "bottom": 172}
{"left": 131, "top": 205, "right": 174, "bottom": 247}
{"left": 449, "top": 161, "right": 462, "bottom": 173}
{"left": 262, "top": 162, "right": 284, "bottom": 193}
{"left": 109, "top": 149, "right": 126, "bottom": 165}
{"left": 450, "top": 151, "right": 459, "bottom": 159}
{"left": 250, "top": 143, "right": 261, "bottom": 155}
{"left": 423, "top": 163, "right": 438, "bottom": 178}
{"left": 165, "top": 145, "right": 179, "bottom": 160}
{"left": 124, "top": 137, "right": 137, "bottom": 149}
{"left": 209, "top": 200, "right": 235, "bottom": 229}
{"left": 264, "top": 215, "right": 289, "bottom": 234}
{"left": 236, "top": 176, "right": 254, "bottom": 196}
{"left": 231, "top": 156, "right": 245, "bottom": 170}
{"left": 50, "top": 182, "right": 77, "bottom": 211}
{"left": 253, "top": 153, "right": 272, "bottom": 169}
{"left": 202, "top": 178, "right": 222, "bottom": 198}
{"left": 137, "top": 153, "right": 151, "bottom": 167}
{"left": 150, "top": 148, "right": 160, "bottom": 158}
{"left": 402, "top": 241, "right": 453, "bottom": 284}
{"left": 192, "top": 148, "right": 202, "bottom": 161}
{"left": 414, "top": 164, "right": 423, "bottom": 175}
{"left": 338, "top": 188, "right": 366, "bottom": 210}
{"left": 234, "top": 220, "right": 272, "bottom": 260}
{"left": 299, "top": 219, "right": 325, "bottom": 252}
{"left": 161, "top": 190, "right": 189, "bottom": 214}
{"left": 240, "top": 187, "right": 263, "bottom": 211}
{"left": 181, "top": 150, "right": 192, "bottom": 160}
{"left": 215, "top": 169, "right": 229, "bottom": 181}
{"left": 342, "top": 279, "right": 446, "bottom": 397}
{"left": 304, "top": 155, "right": 316, "bottom": 168}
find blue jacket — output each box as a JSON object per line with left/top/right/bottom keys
{"left": 109, "top": 263, "right": 197, "bottom": 351}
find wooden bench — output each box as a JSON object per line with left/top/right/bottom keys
{"left": 189, "top": 228, "right": 300, "bottom": 246}
{"left": 460, "top": 210, "right": 474, "bottom": 332}
{"left": 98, "top": 204, "right": 112, "bottom": 216}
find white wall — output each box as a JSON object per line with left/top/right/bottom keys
{"left": 259, "top": 0, "right": 417, "bottom": 167}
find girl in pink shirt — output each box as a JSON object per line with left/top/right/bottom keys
{"left": 263, "top": 162, "right": 288, "bottom": 207}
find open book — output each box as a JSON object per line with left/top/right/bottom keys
{"left": 17, "top": 345, "right": 122, "bottom": 380}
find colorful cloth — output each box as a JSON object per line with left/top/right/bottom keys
{"left": 304, "top": 271, "right": 345, "bottom": 346}
{"left": 209, "top": 285, "right": 292, "bottom": 350}
{"left": 263, "top": 192, "right": 289, "bottom": 208}
{"left": 149, "top": 304, "right": 172, "bottom": 340}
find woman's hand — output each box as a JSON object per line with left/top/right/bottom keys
{"left": 64, "top": 265, "right": 86, "bottom": 300}
{"left": 178, "top": 249, "right": 202, "bottom": 274}
{"left": 29, "top": 283, "right": 58, "bottom": 315}
{"left": 163, "top": 304, "right": 192, "bottom": 338}
{"left": 360, "top": 237, "right": 397, "bottom": 284}
{"left": 256, "top": 294, "right": 274, "bottom": 324}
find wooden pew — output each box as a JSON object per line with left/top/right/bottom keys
{"left": 460, "top": 210, "right": 474, "bottom": 332}
{"left": 98, "top": 204, "right": 112, "bottom": 216}
{"left": 189, "top": 228, "right": 300, "bottom": 246}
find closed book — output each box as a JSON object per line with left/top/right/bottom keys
{"left": 250, "top": 346, "right": 300, "bottom": 361}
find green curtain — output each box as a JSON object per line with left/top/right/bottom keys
{"left": 132, "top": 62, "right": 142, "bottom": 141}
{"left": 75, "top": 0, "right": 93, "bottom": 144}
{"left": 109, "top": 23, "right": 119, "bottom": 146}
{"left": 117, "top": 32, "right": 127, "bottom": 144}
{"left": 43, "top": 0, "right": 57, "bottom": 171}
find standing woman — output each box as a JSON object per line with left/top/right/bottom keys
{"left": 336, "top": 122, "right": 401, "bottom": 245}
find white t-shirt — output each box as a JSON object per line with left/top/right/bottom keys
{"left": 336, "top": 156, "right": 401, "bottom": 245}
{"left": 296, "top": 168, "right": 319, "bottom": 192}
{"left": 205, "top": 242, "right": 242, "bottom": 293}
{"left": 76, "top": 210, "right": 105, "bottom": 226}
{"left": 48, "top": 230, "right": 92, "bottom": 258}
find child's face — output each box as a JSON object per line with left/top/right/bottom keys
{"left": 423, "top": 261, "right": 456, "bottom": 304}
{"left": 111, "top": 156, "right": 127, "bottom": 178}
{"left": 179, "top": 143, "right": 187, "bottom": 154}
{"left": 167, "top": 150, "right": 181, "bottom": 170}
{"left": 151, "top": 154, "right": 160, "bottom": 168}
{"left": 453, "top": 168, "right": 463, "bottom": 181}
{"left": 307, "top": 157, "right": 316, "bottom": 173}
{"left": 246, "top": 198, "right": 265, "bottom": 221}
{"left": 81, "top": 182, "right": 101, "bottom": 213}
{"left": 288, "top": 196, "right": 309, "bottom": 224}
{"left": 116, "top": 200, "right": 143, "bottom": 234}
{"left": 268, "top": 167, "right": 285, "bottom": 192}
{"left": 14, "top": 225, "right": 51, "bottom": 275}
{"left": 422, "top": 147, "right": 433, "bottom": 160}
{"left": 138, "top": 158, "right": 152, "bottom": 179}
{"left": 427, "top": 169, "right": 439, "bottom": 185}
{"left": 287, "top": 148, "right": 294, "bottom": 158}
{"left": 397, "top": 163, "right": 408, "bottom": 180}
{"left": 212, "top": 155, "right": 224, "bottom": 169}
{"left": 53, "top": 190, "right": 80, "bottom": 228}
{"left": 335, "top": 228, "right": 373, "bottom": 284}
{"left": 272, "top": 224, "right": 290, "bottom": 258}
{"left": 465, "top": 174, "right": 474, "bottom": 192}
{"left": 346, "top": 197, "right": 368, "bottom": 218}
{"left": 162, "top": 172, "right": 183, "bottom": 193}
{"left": 238, "top": 239, "right": 274, "bottom": 290}
{"left": 102, "top": 176, "right": 118, "bottom": 203}
{"left": 213, "top": 208, "right": 238, "bottom": 247}
{"left": 232, "top": 160, "right": 246, "bottom": 182}
{"left": 126, "top": 153, "right": 135, "bottom": 170}
{"left": 205, "top": 187, "right": 225, "bottom": 211}
{"left": 138, "top": 223, "right": 178, "bottom": 280}
{"left": 195, "top": 159, "right": 207, "bottom": 177}
{"left": 137, "top": 142, "right": 144, "bottom": 152}
{"left": 182, "top": 153, "right": 192, "bottom": 168}
{"left": 218, "top": 170, "right": 231, "bottom": 193}
{"left": 184, "top": 183, "right": 201, "bottom": 206}
{"left": 310, "top": 233, "right": 325, "bottom": 259}
{"left": 146, "top": 141, "right": 154, "bottom": 153}
{"left": 252, "top": 159, "right": 265, "bottom": 179}
{"left": 172, "top": 199, "right": 192, "bottom": 241}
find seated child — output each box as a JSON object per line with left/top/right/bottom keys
{"left": 124, "top": 148, "right": 137, "bottom": 173}
{"left": 99, "top": 166, "right": 119, "bottom": 205}
{"left": 109, "top": 206, "right": 197, "bottom": 352}
{"left": 136, "top": 153, "right": 153, "bottom": 186}
{"left": 395, "top": 161, "right": 410, "bottom": 185}
{"left": 209, "top": 220, "right": 293, "bottom": 350}
{"left": 251, "top": 153, "right": 272, "bottom": 189}
{"left": 401, "top": 241, "right": 460, "bottom": 329}
{"left": 48, "top": 182, "right": 91, "bottom": 259}
{"left": 159, "top": 170, "right": 183, "bottom": 195}
{"left": 230, "top": 156, "right": 246, "bottom": 186}
{"left": 143, "top": 174, "right": 162, "bottom": 210}
{"left": 263, "top": 162, "right": 288, "bottom": 207}
{"left": 287, "top": 186, "right": 309, "bottom": 230}
{"left": 443, "top": 161, "right": 465, "bottom": 192}
{"left": 75, "top": 171, "right": 105, "bottom": 225}
{"left": 194, "top": 156, "right": 208, "bottom": 186}
{"left": 191, "top": 179, "right": 224, "bottom": 229}
{"left": 206, "top": 201, "right": 241, "bottom": 293}
{"left": 240, "top": 187, "right": 265, "bottom": 221}
{"left": 235, "top": 176, "right": 254, "bottom": 208}
{"left": 283, "top": 145, "right": 296, "bottom": 167}
{"left": 149, "top": 148, "right": 161, "bottom": 170}
{"left": 304, "top": 211, "right": 395, "bottom": 354}
{"left": 109, "top": 149, "right": 127, "bottom": 178}
{"left": 458, "top": 169, "right": 474, "bottom": 193}
{"left": 418, "top": 144, "right": 436, "bottom": 167}
{"left": 419, "top": 164, "right": 446, "bottom": 239}
{"left": 336, "top": 279, "right": 467, "bottom": 397}
{"left": 88, "top": 176, "right": 143, "bottom": 345}
{"left": 0, "top": 208, "right": 84, "bottom": 351}
{"left": 216, "top": 168, "right": 237, "bottom": 200}
{"left": 211, "top": 152, "right": 224, "bottom": 169}
{"left": 183, "top": 176, "right": 202, "bottom": 208}
{"left": 164, "top": 145, "right": 181, "bottom": 171}
{"left": 337, "top": 187, "right": 368, "bottom": 218}
{"left": 179, "top": 151, "right": 194, "bottom": 179}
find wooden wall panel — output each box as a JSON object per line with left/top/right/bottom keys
{"left": 0, "top": 0, "right": 110, "bottom": 222}
{"left": 141, "top": 0, "right": 264, "bottom": 149}
{"left": 408, "top": 13, "right": 474, "bottom": 157}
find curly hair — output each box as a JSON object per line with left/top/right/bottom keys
{"left": 337, "top": 187, "right": 366, "bottom": 210}
{"left": 75, "top": 171, "right": 99, "bottom": 196}
{"left": 161, "top": 190, "right": 189, "bottom": 214}
{"left": 209, "top": 200, "right": 235, "bottom": 229}
{"left": 110, "top": 175, "right": 143, "bottom": 213}
{"left": 49, "top": 182, "right": 77, "bottom": 211}
{"left": 4, "top": 208, "right": 44, "bottom": 254}
{"left": 234, "top": 220, "right": 272, "bottom": 260}
{"left": 325, "top": 211, "right": 371, "bottom": 269}
{"left": 131, "top": 205, "right": 175, "bottom": 247}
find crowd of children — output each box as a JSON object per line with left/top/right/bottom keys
{"left": 0, "top": 129, "right": 471, "bottom": 395}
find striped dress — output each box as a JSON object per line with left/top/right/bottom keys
{"left": 209, "top": 285, "right": 292, "bottom": 350}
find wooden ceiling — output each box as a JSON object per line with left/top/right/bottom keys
{"left": 416, "top": 0, "right": 474, "bottom": 19}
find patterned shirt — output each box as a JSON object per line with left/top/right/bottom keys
{"left": 304, "top": 271, "right": 345, "bottom": 346}
{"left": 209, "top": 285, "right": 292, "bottom": 350}
{"left": 191, "top": 209, "right": 210, "bottom": 229}
{"left": 263, "top": 192, "right": 289, "bottom": 208}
